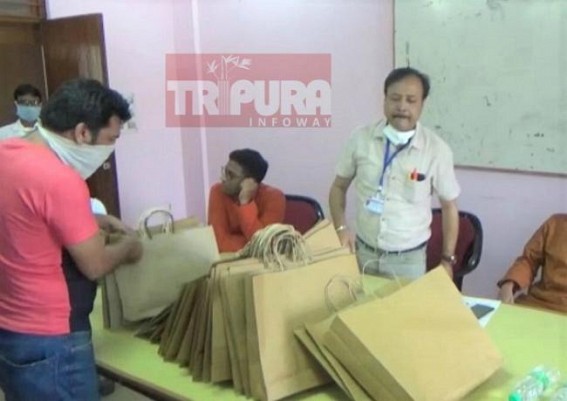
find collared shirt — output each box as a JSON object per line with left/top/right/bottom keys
{"left": 0, "top": 120, "right": 36, "bottom": 141}
{"left": 499, "top": 214, "right": 567, "bottom": 313}
{"left": 336, "top": 119, "right": 460, "bottom": 251}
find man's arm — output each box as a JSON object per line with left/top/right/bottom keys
{"left": 47, "top": 176, "right": 142, "bottom": 280}
{"left": 329, "top": 175, "right": 354, "bottom": 250}
{"left": 67, "top": 232, "right": 142, "bottom": 281}
{"left": 498, "top": 219, "right": 547, "bottom": 303}
{"left": 208, "top": 185, "right": 248, "bottom": 252}
{"left": 237, "top": 186, "right": 286, "bottom": 240}
{"left": 439, "top": 198, "right": 459, "bottom": 278}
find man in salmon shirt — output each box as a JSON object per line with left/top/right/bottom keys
{"left": 208, "top": 148, "right": 285, "bottom": 252}
{"left": 498, "top": 214, "right": 567, "bottom": 314}
{"left": 0, "top": 79, "right": 142, "bottom": 400}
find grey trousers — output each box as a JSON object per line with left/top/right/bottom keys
{"left": 355, "top": 237, "right": 426, "bottom": 281}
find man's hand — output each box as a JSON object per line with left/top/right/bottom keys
{"left": 498, "top": 282, "right": 515, "bottom": 304}
{"left": 95, "top": 214, "right": 136, "bottom": 235}
{"left": 121, "top": 233, "right": 143, "bottom": 264}
{"left": 239, "top": 178, "right": 258, "bottom": 205}
{"left": 337, "top": 228, "right": 355, "bottom": 253}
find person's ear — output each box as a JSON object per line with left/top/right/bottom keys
{"left": 72, "top": 123, "right": 94, "bottom": 144}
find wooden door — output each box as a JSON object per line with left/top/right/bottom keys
{"left": 41, "top": 14, "right": 121, "bottom": 217}
{"left": 0, "top": 21, "right": 45, "bottom": 126}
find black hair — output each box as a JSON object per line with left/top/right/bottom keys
{"left": 383, "top": 67, "right": 431, "bottom": 100}
{"left": 13, "top": 84, "right": 42, "bottom": 101}
{"left": 229, "top": 149, "right": 269, "bottom": 183}
{"left": 40, "top": 78, "right": 131, "bottom": 137}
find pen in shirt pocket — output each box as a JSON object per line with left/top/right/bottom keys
{"left": 409, "top": 168, "right": 426, "bottom": 182}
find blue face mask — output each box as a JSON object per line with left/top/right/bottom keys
{"left": 16, "top": 105, "right": 41, "bottom": 123}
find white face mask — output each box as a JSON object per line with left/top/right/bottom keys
{"left": 37, "top": 123, "right": 115, "bottom": 179}
{"left": 383, "top": 123, "right": 416, "bottom": 146}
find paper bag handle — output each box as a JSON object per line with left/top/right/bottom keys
{"left": 361, "top": 258, "right": 402, "bottom": 295}
{"left": 140, "top": 209, "right": 175, "bottom": 239}
{"left": 324, "top": 275, "right": 363, "bottom": 312}
{"left": 238, "top": 224, "right": 311, "bottom": 270}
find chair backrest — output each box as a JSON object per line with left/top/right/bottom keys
{"left": 283, "top": 194, "right": 325, "bottom": 234}
{"left": 426, "top": 209, "right": 483, "bottom": 290}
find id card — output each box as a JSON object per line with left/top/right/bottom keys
{"left": 365, "top": 195, "right": 384, "bottom": 215}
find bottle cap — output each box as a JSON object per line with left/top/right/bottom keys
{"left": 508, "top": 392, "right": 522, "bottom": 401}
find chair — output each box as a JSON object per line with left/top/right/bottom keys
{"left": 283, "top": 194, "right": 325, "bottom": 234}
{"left": 426, "top": 209, "right": 483, "bottom": 291}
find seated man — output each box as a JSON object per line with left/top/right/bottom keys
{"left": 208, "top": 148, "right": 285, "bottom": 252}
{"left": 0, "top": 83, "right": 42, "bottom": 140}
{"left": 497, "top": 214, "right": 567, "bottom": 313}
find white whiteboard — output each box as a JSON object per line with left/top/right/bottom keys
{"left": 395, "top": 0, "right": 567, "bottom": 174}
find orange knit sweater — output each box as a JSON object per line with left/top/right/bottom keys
{"left": 207, "top": 182, "right": 285, "bottom": 252}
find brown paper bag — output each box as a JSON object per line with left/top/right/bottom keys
{"left": 100, "top": 272, "right": 124, "bottom": 329}
{"left": 303, "top": 219, "right": 342, "bottom": 253}
{"left": 325, "top": 268, "right": 503, "bottom": 401}
{"left": 187, "top": 277, "right": 211, "bottom": 380}
{"left": 298, "top": 318, "right": 373, "bottom": 401}
{"left": 112, "top": 211, "right": 219, "bottom": 323}
{"left": 175, "top": 277, "right": 209, "bottom": 367}
{"left": 160, "top": 279, "right": 202, "bottom": 361}
{"left": 207, "top": 256, "right": 264, "bottom": 387}
{"left": 209, "top": 260, "right": 238, "bottom": 383}
{"left": 219, "top": 259, "right": 266, "bottom": 396}
{"left": 294, "top": 275, "right": 381, "bottom": 401}
{"left": 294, "top": 325, "right": 351, "bottom": 398}
{"left": 245, "top": 251, "right": 360, "bottom": 401}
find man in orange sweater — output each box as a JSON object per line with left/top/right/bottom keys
{"left": 498, "top": 214, "right": 567, "bottom": 314}
{"left": 208, "top": 149, "right": 285, "bottom": 252}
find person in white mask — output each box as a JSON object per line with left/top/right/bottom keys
{"left": 0, "top": 78, "right": 142, "bottom": 401}
{"left": 329, "top": 67, "right": 460, "bottom": 280}
{"left": 0, "top": 83, "right": 43, "bottom": 140}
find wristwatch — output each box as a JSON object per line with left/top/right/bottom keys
{"left": 441, "top": 254, "right": 457, "bottom": 266}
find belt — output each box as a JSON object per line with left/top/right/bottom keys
{"left": 356, "top": 236, "right": 427, "bottom": 255}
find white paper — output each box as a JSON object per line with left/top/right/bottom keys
{"left": 462, "top": 296, "right": 501, "bottom": 328}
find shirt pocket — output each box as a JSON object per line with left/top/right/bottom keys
{"left": 402, "top": 176, "right": 432, "bottom": 204}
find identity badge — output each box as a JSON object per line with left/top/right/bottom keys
{"left": 365, "top": 195, "right": 384, "bottom": 215}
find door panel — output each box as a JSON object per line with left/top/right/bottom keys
{"left": 41, "top": 14, "right": 121, "bottom": 217}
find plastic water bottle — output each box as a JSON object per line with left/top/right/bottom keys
{"left": 508, "top": 366, "right": 561, "bottom": 401}
{"left": 551, "top": 384, "right": 567, "bottom": 401}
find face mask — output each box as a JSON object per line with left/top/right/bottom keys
{"left": 16, "top": 105, "right": 41, "bottom": 123}
{"left": 37, "top": 123, "right": 115, "bottom": 179}
{"left": 383, "top": 123, "right": 416, "bottom": 146}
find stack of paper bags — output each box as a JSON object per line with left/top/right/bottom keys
{"left": 148, "top": 219, "right": 361, "bottom": 401}
{"left": 296, "top": 268, "right": 503, "bottom": 401}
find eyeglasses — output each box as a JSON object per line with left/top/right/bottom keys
{"left": 221, "top": 165, "right": 243, "bottom": 181}
{"left": 16, "top": 99, "right": 41, "bottom": 106}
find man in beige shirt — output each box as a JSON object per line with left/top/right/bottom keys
{"left": 329, "top": 67, "right": 460, "bottom": 279}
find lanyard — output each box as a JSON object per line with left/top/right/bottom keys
{"left": 378, "top": 139, "right": 409, "bottom": 192}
